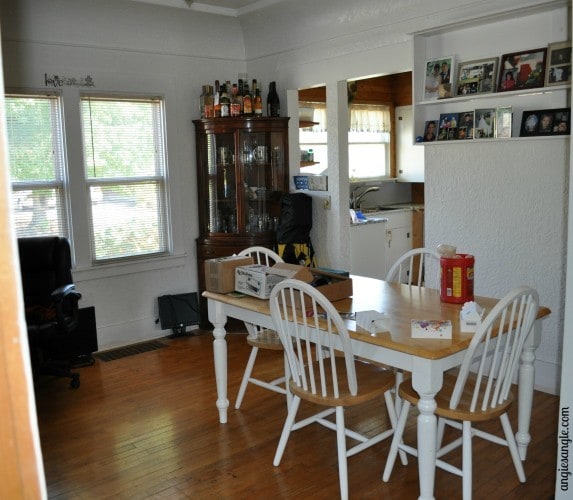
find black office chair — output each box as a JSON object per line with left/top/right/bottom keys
{"left": 18, "top": 236, "right": 83, "bottom": 389}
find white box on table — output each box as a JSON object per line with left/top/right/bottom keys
{"left": 234, "top": 263, "right": 313, "bottom": 299}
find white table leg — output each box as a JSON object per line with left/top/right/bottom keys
{"left": 412, "top": 358, "right": 441, "bottom": 500}
{"left": 416, "top": 393, "right": 437, "bottom": 500}
{"left": 516, "top": 318, "right": 541, "bottom": 460}
{"left": 208, "top": 299, "right": 229, "bottom": 424}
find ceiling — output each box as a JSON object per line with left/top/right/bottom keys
{"left": 131, "top": 0, "right": 283, "bottom": 17}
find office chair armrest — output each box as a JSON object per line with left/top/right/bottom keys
{"left": 52, "top": 284, "right": 82, "bottom": 333}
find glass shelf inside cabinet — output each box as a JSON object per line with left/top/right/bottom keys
{"left": 206, "top": 134, "right": 237, "bottom": 235}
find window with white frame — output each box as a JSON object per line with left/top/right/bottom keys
{"left": 80, "top": 95, "right": 169, "bottom": 263}
{"left": 299, "top": 102, "right": 391, "bottom": 180}
{"left": 6, "top": 93, "right": 70, "bottom": 238}
{"left": 348, "top": 104, "right": 391, "bottom": 181}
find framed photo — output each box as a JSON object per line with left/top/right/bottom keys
{"left": 456, "top": 58, "right": 498, "bottom": 96}
{"left": 545, "top": 41, "right": 572, "bottom": 86}
{"left": 520, "top": 108, "right": 570, "bottom": 137}
{"left": 437, "top": 112, "right": 459, "bottom": 141}
{"left": 497, "top": 48, "right": 547, "bottom": 92}
{"left": 474, "top": 108, "right": 495, "bottom": 139}
{"left": 495, "top": 106, "right": 513, "bottom": 138}
{"left": 423, "top": 56, "right": 455, "bottom": 100}
{"left": 422, "top": 120, "right": 438, "bottom": 142}
{"left": 457, "top": 111, "right": 475, "bottom": 139}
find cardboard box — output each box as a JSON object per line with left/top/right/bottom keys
{"left": 234, "top": 263, "right": 353, "bottom": 302}
{"left": 306, "top": 267, "right": 353, "bottom": 305}
{"left": 205, "top": 255, "right": 253, "bottom": 293}
{"left": 234, "top": 263, "right": 313, "bottom": 299}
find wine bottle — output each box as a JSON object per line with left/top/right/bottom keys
{"left": 253, "top": 87, "right": 263, "bottom": 117}
{"left": 220, "top": 84, "right": 230, "bottom": 117}
{"left": 213, "top": 80, "right": 221, "bottom": 118}
{"left": 204, "top": 85, "right": 214, "bottom": 118}
{"left": 267, "top": 81, "right": 280, "bottom": 117}
{"left": 243, "top": 83, "right": 253, "bottom": 116}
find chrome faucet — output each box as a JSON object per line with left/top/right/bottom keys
{"left": 350, "top": 186, "right": 380, "bottom": 210}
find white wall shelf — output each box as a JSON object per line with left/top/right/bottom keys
{"left": 412, "top": 5, "right": 571, "bottom": 144}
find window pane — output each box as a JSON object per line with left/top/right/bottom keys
{"left": 349, "top": 143, "right": 388, "bottom": 180}
{"left": 5, "top": 94, "right": 68, "bottom": 238}
{"left": 89, "top": 182, "right": 166, "bottom": 261}
{"left": 11, "top": 187, "right": 66, "bottom": 237}
{"left": 82, "top": 99, "right": 161, "bottom": 179}
{"left": 81, "top": 95, "right": 169, "bottom": 263}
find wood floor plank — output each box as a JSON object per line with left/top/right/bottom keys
{"left": 35, "top": 331, "right": 558, "bottom": 499}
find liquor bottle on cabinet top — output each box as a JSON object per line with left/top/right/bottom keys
{"left": 213, "top": 80, "right": 221, "bottom": 117}
{"left": 230, "top": 84, "right": 241, "bottom": 117}
{"left": 253, "top": 87, "right": 263, "bottom": 117}
{"left": 267, "top": 81, "right": 280, "bottom": 117}
{"left": 243, "top": 83, "right": 253, "bottom": 116}
{"left": 220, "top": 84, "right": 230, "bottom": 117}
{"left": 237, "top": 79, "right": 244, "bottom": 115}
{"left": 204, "top": 85, "right": 214, "bottom": 118}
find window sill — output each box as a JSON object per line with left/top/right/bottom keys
{"left": 73, "top": 252, "right": 187, "bottom": 282}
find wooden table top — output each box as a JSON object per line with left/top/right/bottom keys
{"left": 203, "top": 275, "right": 551, "bottom": 360}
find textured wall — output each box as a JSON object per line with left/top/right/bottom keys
{"left": 425, "top": 140, "right": 568, "bottom": 393}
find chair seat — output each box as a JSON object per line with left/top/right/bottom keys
{"left": 247, "top": 328, "right": 284, "bottom": 350}
{"left": 399, "top": 373, "right": 513, "bottom": 422}
{"left": 289, "top": 358, "right": 396, "bottom": 407}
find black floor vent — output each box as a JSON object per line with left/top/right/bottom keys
{"left": 94, "top": 340, "right": 167, "bottom": 362}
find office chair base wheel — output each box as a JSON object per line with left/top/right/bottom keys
{"left": 70, "top": 376, "right": 80, "bottom": 389}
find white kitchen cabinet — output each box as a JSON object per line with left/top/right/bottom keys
{"left": 395, "top": 105, "right": 424, "bottom": 182}
{"left": 384, "top": 211, "right": 412, "bottom": 278}
{"left": 349, "top": 222, "right": 387, "bottom": 280}
{"left": 349, "top": 210, "right": 413, "bottom": 280}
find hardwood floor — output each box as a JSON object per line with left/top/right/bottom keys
{"left": 35, "top": 330, "right": 558, "bottom": 499}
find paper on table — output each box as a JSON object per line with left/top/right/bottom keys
{"left": 356, "top": 310, "right": 389, "bottom": 334}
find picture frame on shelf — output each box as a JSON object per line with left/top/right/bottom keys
{"left": 495, "top": 106, "right": 513, "bottom": 138}
{"left": 497, "top": 48, "right": 547, "bottom": 92}
{"left": 423, "top": 56, "right": 455, "bottom": 100}
{"left": 545, "top": 41, "right": 572, "bottom": 86}
{"left": 519, "top": 108, "right": 570, "bottom": 136}
{"left": 457, "top": 111, "right": 475, "bottom": 139}
{"left": 456, "top": 57, "right": 498, "bottom": 96}
{"left": 474, "top": 108, "right": 495, "bottom": 138}
{"left": 422, "top": 120, "right": 438, "bottom": 142}
{"left": 437, "top": 112, "right": 459, "bottom": 141}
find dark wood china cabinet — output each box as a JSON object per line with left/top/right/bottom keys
{"left": 193, "top": 117, "right": 290, "bottom": 328}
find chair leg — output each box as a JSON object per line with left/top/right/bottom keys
{"left": 383, "top": 390, "right": 408, "bottom": 466}
{"left": 273, "top": 396, "right": 301, "bottom": 466}
{"left": 437, "top": 417, "right": 446, "bottom": 449}
{"left": 283, "top": 352, "right": 292, "bottom": 409}
{"left": 335, "top": 406, "right": 349, "bottom": 500}
{"left": 500, "top": 413, "right": 526, "bottom": 482}
{"left": 235, "top": 346, "right": 259, "bottom": 409}
{"left": 394, "top": 370, "right": 404, "bottom": 416}
{"left": 462, "top": 421, "right": 473, "bottom": 500}
{"left": 383, "top": 400, "right": 411, "bottom": 482}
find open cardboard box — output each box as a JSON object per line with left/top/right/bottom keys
{"left": 235, "top": 262, "right": 353, "bottom": 303}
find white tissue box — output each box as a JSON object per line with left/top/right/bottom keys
{"left": 460, "top": 311, "right": 483, "bottom": 332}
{"left": 411, "top": 319, "right": 452, "bottom": 339}
{"left": 460, "top": 302, "right": 485, "bottom": 333}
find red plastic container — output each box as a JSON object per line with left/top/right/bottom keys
{"left": 440, "top": 254, "right": 474, "bottom": 304}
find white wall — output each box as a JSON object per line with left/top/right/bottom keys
{"left": 1, "top": 0, "right": 246, "bottom": 349}
{"left": 240, "top": 0, "right": 569, "bottom": 394}
{"left": 1, "top": 0, "right": 569, "bottom": 393}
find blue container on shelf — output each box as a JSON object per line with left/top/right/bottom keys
{"left": 293, "top": 175, "right": 309, "bottom": 190}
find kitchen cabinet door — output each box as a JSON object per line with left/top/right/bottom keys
{"left": 385, "top": 211, "right": 413, "bottom": 279}
{"left": 349, "top": 222, "right": 387, "bottom": 280}
{"left": 396, "top": 105, "right": 424, "bottom": 182}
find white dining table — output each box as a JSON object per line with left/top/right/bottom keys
{"left": 203, "top": 275, "right": 550, "bottom": 500}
